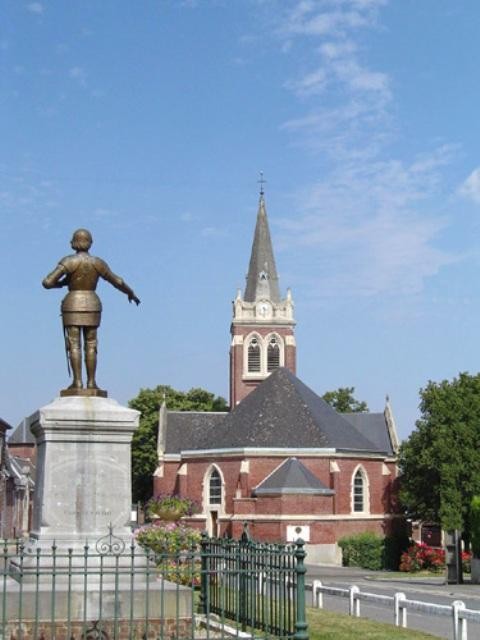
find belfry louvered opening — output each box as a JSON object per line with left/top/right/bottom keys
{"left": 248, "top": 337, "right": 261, "bottom": 372}
{"left": 267, "top": 336, "right": 280, "bottom": 371}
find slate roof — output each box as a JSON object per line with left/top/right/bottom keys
{"left": 254, "top": 457, "right": 335, "bottom": 496}
{"left": 342, "top": 412, "right": 394, "bottom": 456}
{"left": 244, "top": 195, "right": 281, "bottom": 303}
{"left": 164, "top": 412, "right": 227, "bottom": 454}
{"left": 166, "top": 368, "right": 390, "bottom": 454}
{"left": 8, "top": 418, "right": 35, "bottom": 445}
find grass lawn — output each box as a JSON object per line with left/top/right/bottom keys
{"left": 307, "top": 607, "right": 438, "bottom": 639}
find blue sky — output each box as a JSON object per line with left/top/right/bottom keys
{"left": 2, "top": 0, "right": 480, "bottom": 439}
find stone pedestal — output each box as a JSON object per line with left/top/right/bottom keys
{"left": 3, "top": 396, "right": 193, "bottom": 634}
{"left": 26, "top": 395, "right": 139, "bottom": 553}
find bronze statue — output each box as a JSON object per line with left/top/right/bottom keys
{"left": 43, "top": 229, "right": 140, "bottom": 397}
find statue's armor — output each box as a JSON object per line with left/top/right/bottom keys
{"left": 62, "top": 291, "right": 102, "bottom": 327}
{"left": 51, "top": 253, "right": 112, "bottom": 327}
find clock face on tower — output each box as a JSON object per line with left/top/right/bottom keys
{"left": 256, "top": 301, "right": 272, "bottom": 318}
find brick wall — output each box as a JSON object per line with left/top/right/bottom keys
{"left": 156, "top": 454, "right": 399, "bottom": 545}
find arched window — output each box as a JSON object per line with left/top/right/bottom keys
{"left": 209, "top": 469, "right": 222, "bottom": 504}
{"left": 248, "top": 337, "right": 261, "bottom": 372}
{"left": 267, "top": 336, "right": 280, "bottom": 371}
{"left": 352, "top": 467, "right": 368, "bottom": 513}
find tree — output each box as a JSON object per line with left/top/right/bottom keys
{"left": 129, "top": 385, "right": 228, "bottom": 503}
{"left": 399, "top": 372, "right": 480, "bottom": 539}
{"left": 322, "top": 387, "right": 369, "bottom": 413}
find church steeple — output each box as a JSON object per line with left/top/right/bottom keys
{"left": 244, "top": 195, "right": 281, "bottom": 303}
{"left": 229, "top": 183, "right": 296, "bottom": 408}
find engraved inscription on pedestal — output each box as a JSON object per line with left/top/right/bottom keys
{"left": 28, "top": 395, "right": 139, "bottom": 549}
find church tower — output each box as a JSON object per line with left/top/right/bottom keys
{"left": 230, "top": 190, "right": 296, "bottom": 407}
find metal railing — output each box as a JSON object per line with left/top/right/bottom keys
{"left": 199, "top": 530, "right": 307, "bottom": 640}
{"left": 0, "top": 530, "right": 308, "bottom": 640}
{"left": 310, "top": 579, "right": 480, "bottom": 640}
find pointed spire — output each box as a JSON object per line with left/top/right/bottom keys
{"left": 244, "top": 191, "right": 281, "bottom": 303}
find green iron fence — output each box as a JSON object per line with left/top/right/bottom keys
{"left": 0, "top": 527, "right": 308, "bottom": 640}
{"left": 199, "top": 528, "right": 308, "bottom": 640}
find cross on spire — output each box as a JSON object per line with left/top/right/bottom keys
{"left": 258, "top": 171, "right": 267, "bottom": 197}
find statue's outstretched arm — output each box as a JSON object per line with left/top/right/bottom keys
{"left": 99, "top": 261, "right": 140, "bottom": 305}
{"left": 42, "top": 264, "right": 68, "bottom": 289}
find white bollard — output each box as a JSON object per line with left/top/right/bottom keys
{"left": 349, "top": 585, "right": 360, "bottom": 617}
{"left": 394, "top": 592, "right": 407, "bottom": 628}
{"left": 312, "top": 580, "right": 323, "bottom": 609}
{"left": 452, "top": 600, "right": 467, "bottom": 640}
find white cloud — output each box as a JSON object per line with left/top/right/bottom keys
{"left": 26, "top": 2, "right": 44, "bottom": 14}
{"left": 69, "top": 66, "right": 88, "bottom": 87}
{"left": 276, "top": 146, "right": 459, "bottom": 297}
{"left": 280, "top": 0, "right": 385, "bottom": 38}
{"left": 459, "top": 168, "right": 480, "bottom": 204}
{"left": 285, "top": 67, "right": 328, "bottom": 96}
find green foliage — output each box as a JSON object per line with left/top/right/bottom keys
{"left": 135, "top": 522, "right": 202, "bottom": 586}
{"left": 470, "top": 495, "right": 480, "bottom": 558}
{"left": 338, "top": 532, "right": 384, "bottom": 570}
{"left": 321, "top": 387, "right": 369, "bottom": 413}
{"left": 399, "top": 372, "right": 480, "bottom": 537}
{"left": 129, "top": 385, "right": 228, "bottom": 503}
{"left": 383, "top": 531, "right": 411, "bottom": 570}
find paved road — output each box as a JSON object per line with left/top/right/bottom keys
{"left": 305, "top": 565, "right": 480, "bottom": 639}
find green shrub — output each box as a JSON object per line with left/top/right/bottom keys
{"left": 383, "top": 531, "right": 411, "bottom": 570}
{"left": 471, "top": 495, "right": 480, "bottom": 558}
{"left": 338, "top": 532, "right": 384, "bottom": 570}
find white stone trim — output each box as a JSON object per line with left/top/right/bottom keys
{"left": 202, "top": 463, "right": 225, "bottom": 514}
{"left": 351, "top": 464, "right": 370, "bottom": 515}
{"left": 177, "top": 463, "right": 188, "bottom": 476}
{"left": 174, "top": 448, "right": 386, "bottom": 460}
{"left": 186, "top": 512, "right": 401, "bottom": 522}
{"left": 242, "top": 331, "right": 285, "bottom": 377}
{"left": 153, "top": 463, "right": 164, "bottom": 478}
{"left": 382, "top": 463, "right": 391, "bottom": 476}
{"left": 229, "top": 513, "right": 395, "bottom": 521}
{"left": 240, "top": 460, "right": 250, "bottom": 473}
{"left": 330, "top": 461, "right": 340, "bottom": 473}
{"left": 285, "top": 335, "right": 296, "bottom": 346}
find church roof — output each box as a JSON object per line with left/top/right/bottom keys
{"left": 342, "top": 412, "right": 394, "bottom": 456}
{"left": 244, "top": 195, "right": 281, "bottom": 303}
{"left": 164, "top": 412, "right": 227, "bottom": 454}
{"left": 253, "top": 457, "right": 335, "bottom": 496}
{"left": 164, "top": 368, "right": 392, "bottom": 455}
{"left": 202, "top": 368, "right": 380, "bottom": 451}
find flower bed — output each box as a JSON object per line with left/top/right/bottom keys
{"left": 135, "top": 521, "right": 202, "bottom": 587}
{"left": 399, "top": 542, "right": 445, "bottom": 573}
{"left": 145, "top": 494, "right": 199, "bottom": 522}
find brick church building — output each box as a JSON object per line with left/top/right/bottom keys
{"left": 153, "top": 192, "right": 401, "bottom": 564}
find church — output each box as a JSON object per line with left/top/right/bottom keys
{"left": 153, "top": 191, "right": 401, "bottom": 564}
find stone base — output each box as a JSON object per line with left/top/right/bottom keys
{"left": 1, "top": 575, "right": 192, "bottom": 639}
{"left": 28, "top": 396, "right": 139, "bottom": 549}
{"left": 60, "top": 387, "right": 108, "bottom": 397}
{"left": 304, "top": 543, "right": 342, "bottom": 566}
